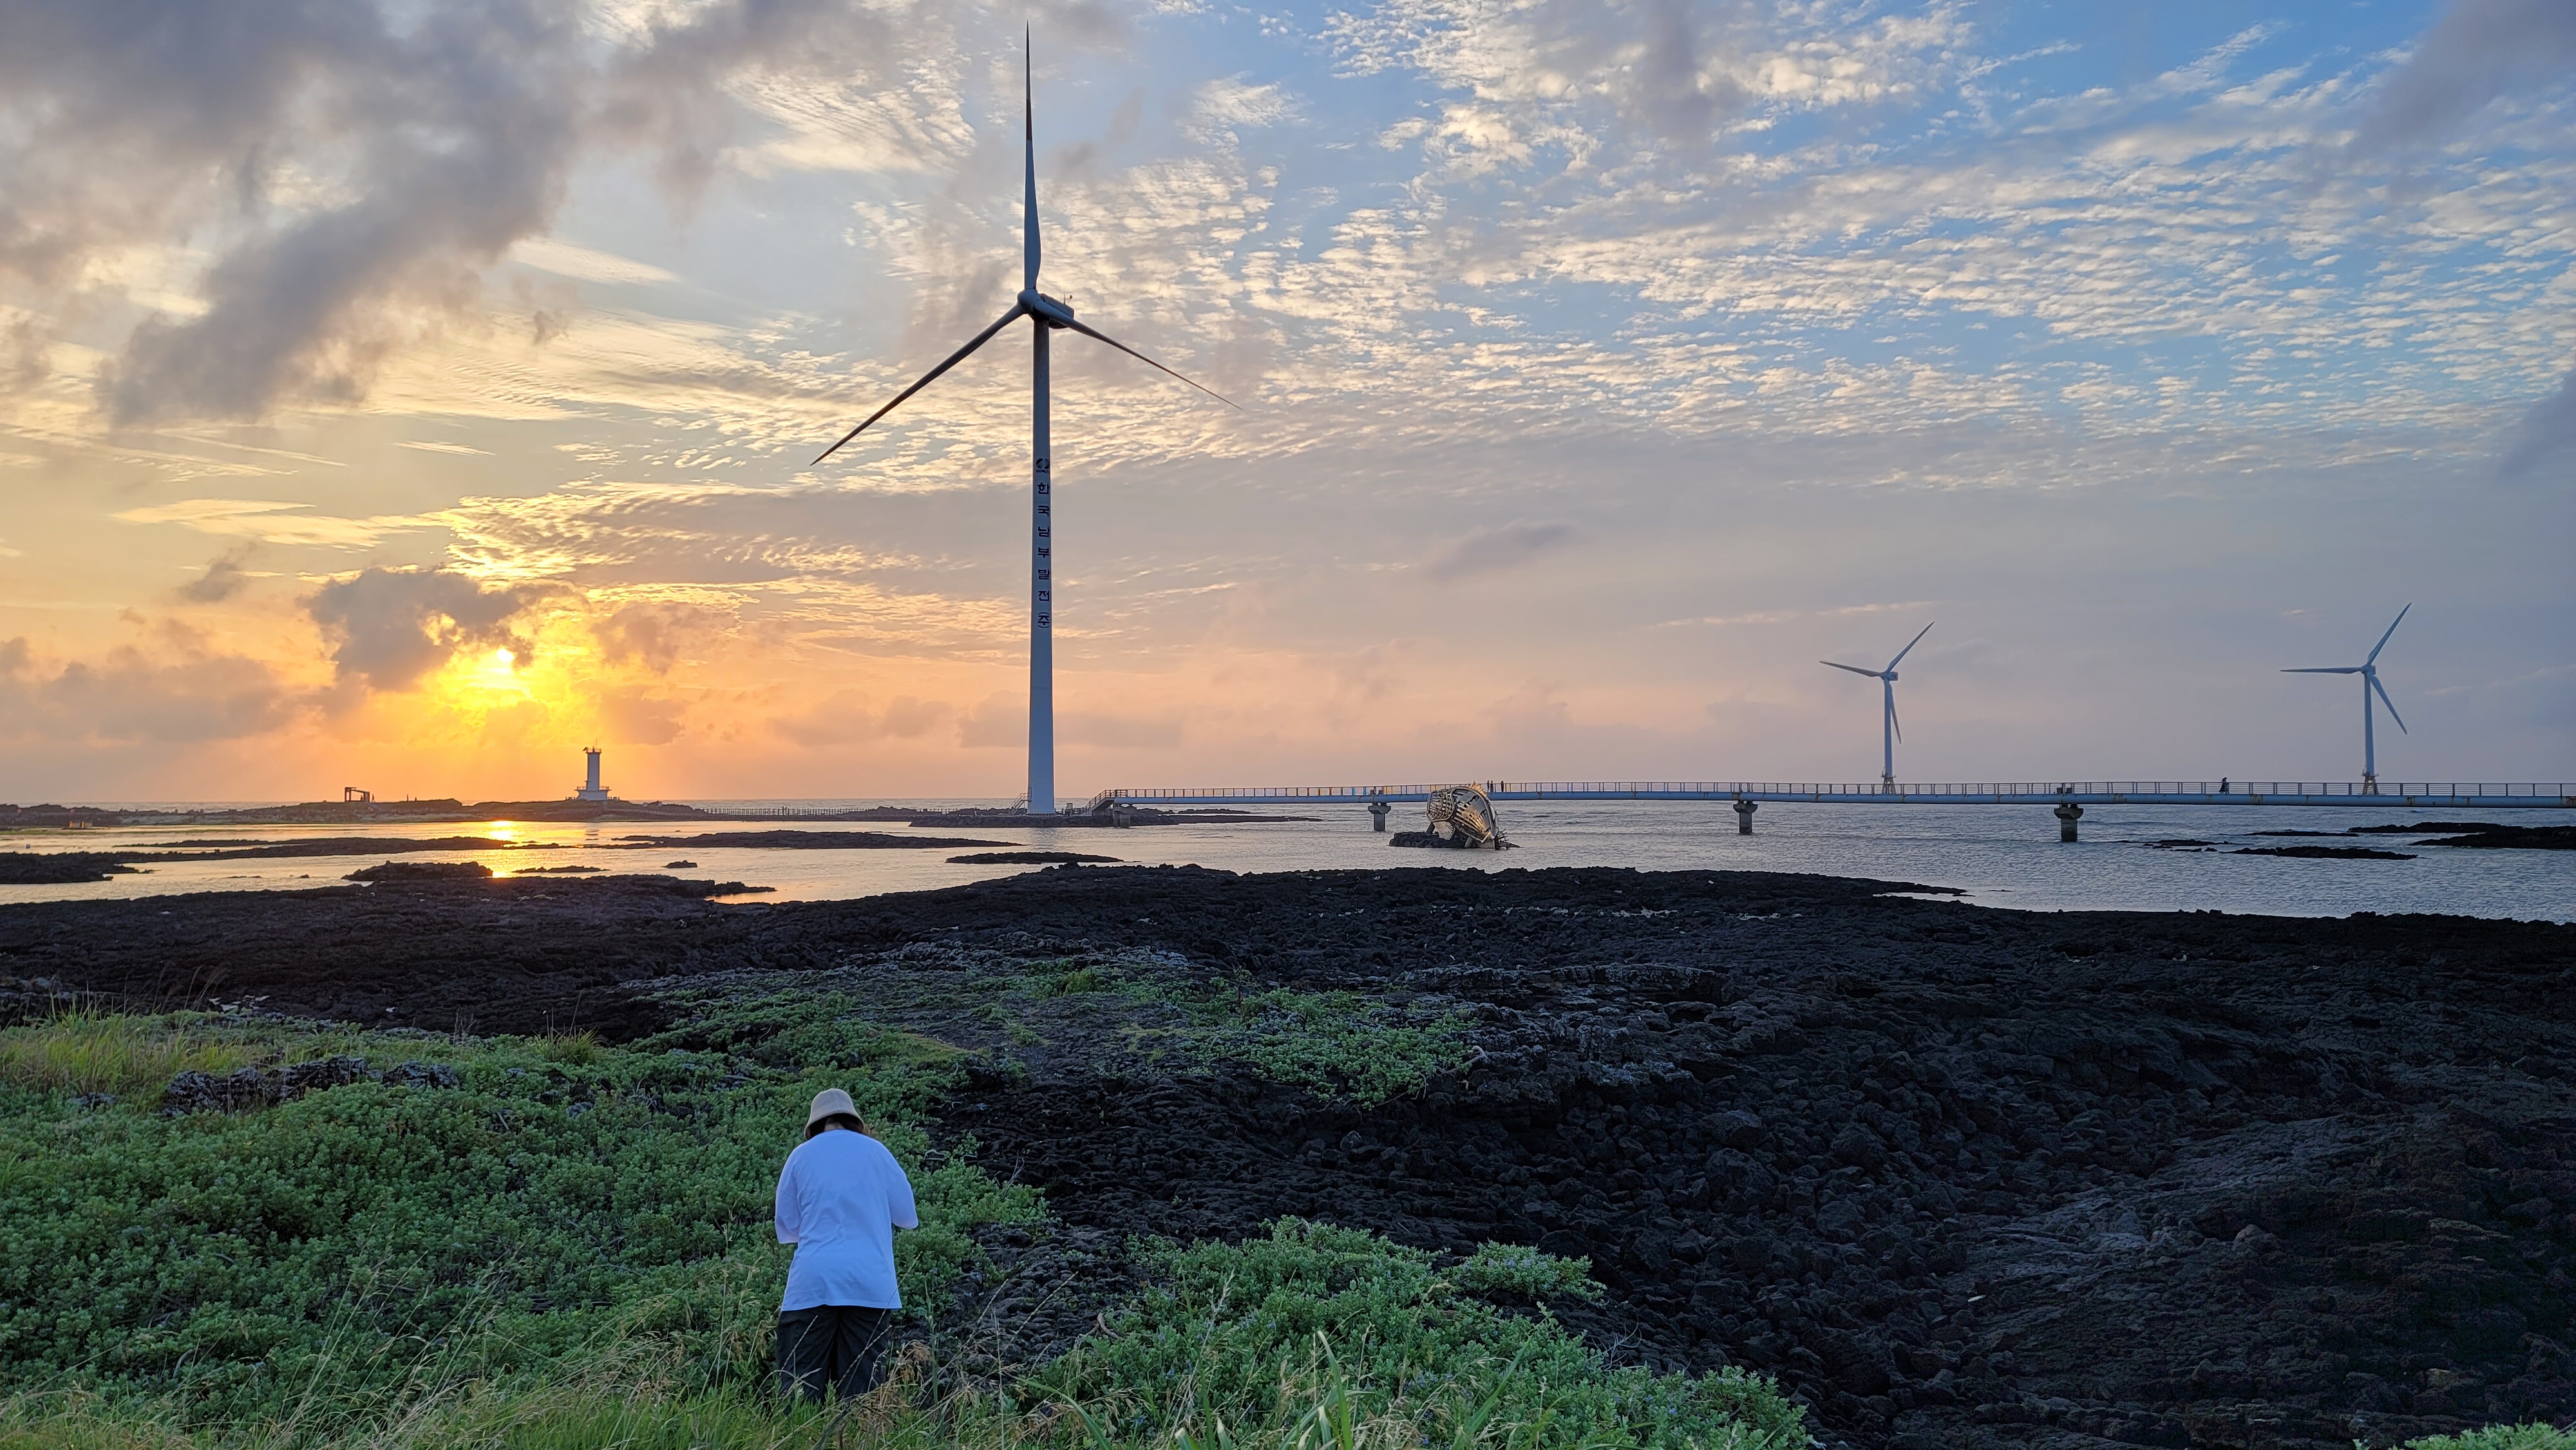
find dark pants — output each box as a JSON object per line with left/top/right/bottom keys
{"left": 777, "top": 1304, "right": 891, "bottom": 1403}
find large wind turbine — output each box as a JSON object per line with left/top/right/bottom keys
{"left": 813, "top": 35, "right": 1235, "bottom": 816}
{"left": 1821, "top": 622, "right": 1935, "bottom": 792}
{"left": 2283, "top": 605, "right": 2410, "bottom": 792}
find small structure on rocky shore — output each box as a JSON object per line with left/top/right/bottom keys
{"left": 574, "top": 747, "right": 611, "bottom": 802}
{"left": 1390, "top": 784, "right": 1513, "bottom": 849}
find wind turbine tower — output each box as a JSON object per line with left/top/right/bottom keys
{"left": 2283, "top": 605, "right": 2411, "bottom": 793}
{"left": 811, "top": 34, "right": 1236, "bottom": 815}
{"left": 1821, "top": 622, "right": 1935, "bottom": 793}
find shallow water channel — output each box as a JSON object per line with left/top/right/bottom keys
{"left": 5, "top": 798, "right": 2568, "bottom": 920}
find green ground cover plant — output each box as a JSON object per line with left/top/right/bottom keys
{"left": 651, "top": 948, "right": 1475, "bottom": 1106}
{"left": 1, "top": 1223, "right": 1810, "bottom": 1450}
{"left": 1211, "top": 989, "right": 1472, "bottom": 1106}
{"left": 1453, "top": 1242, "right": 1602, "bottom": 1302}
{"left": 0, "top": 1008, "right": 1035, "bottom": 1428}
{"left": 1034, "top": 1219, "right": 1808, "bottom": 1450}
{"left": 2389, "top": 1427, "right": 2576, "bottom": 1450}
{"left": 1, "top": 1001, "right": 1797, "bottom": 1450}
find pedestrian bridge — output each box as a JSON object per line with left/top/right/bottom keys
{"left": 1088, "top": 780, "right": 2573, "bottom": 811}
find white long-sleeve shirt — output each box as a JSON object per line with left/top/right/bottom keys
{"left": 773, "top": 1129, "right": 919, "bottom": 1310}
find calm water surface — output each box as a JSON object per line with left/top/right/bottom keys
{"left": 4, "top": 800, "right": 2568, "bottom": 921}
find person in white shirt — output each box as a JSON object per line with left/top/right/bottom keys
{"left": 773, "top": 1088, "right": 920, "bottom": 1402}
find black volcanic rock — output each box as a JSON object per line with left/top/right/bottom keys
{"left": 5, "top": 865, "right": 2573, "bottom": 1448}
{"left": 0, "top": 852, "right": 137, "bottom": 884}
{"left": 346, "top": 860, "right": 494, "bottom": 881}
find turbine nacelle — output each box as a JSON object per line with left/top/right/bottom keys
{"left": 1019, "top": 288, "right": 1077, "bottom": 326}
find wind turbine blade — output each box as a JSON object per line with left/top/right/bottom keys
{"left": 813, "top": 304, "right": 1027, "bottom": 466}
{"left": 1060, "top": 316, "right": 1242, "bottom": 409}
{"left": 1819, "top": 661, "right": 1882, "bottom": 678}
{"left": 2366, "top": 603, "right": 2410, "bottom": 665}
{"left": 2371, "top": 674, "right": 2409, "bottom": 734}
{"left": 2280, "top": 666, "right": 2362, "bottom": 674}
{"left": 1885, "top": 620, "right": 1935, "bottom": 672}
{"left": 1888, "top": 690, "right": 1902, "bottom": 743}
{"left": 1023, "top": 30, "right": 1040, "bottom": 293}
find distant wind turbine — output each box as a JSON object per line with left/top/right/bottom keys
{"left": 1821, "top": 622, "right": 1935, "bottom": 792}
{"left": 811, "top": 32, "right": 1237, "bottom": 816}
{"left": 2283, "top": 605, "right": 2410, "bottom": 792}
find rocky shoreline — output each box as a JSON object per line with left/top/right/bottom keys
{"left": 4, "top": 864, "right": 2571, "bottom": 1449}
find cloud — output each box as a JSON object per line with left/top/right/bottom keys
{"left": 1421, "top": 520, "right": 1577, "bottom": 583}
{"left": 507, "top": 236, "right": 678, "bottom": 287}
{"left": 305, "top": 566, "right": 545, "bottom": 690}
{"left": 593, "top": 599, "right": 739, "bottom": 673}
{"left": 0, "top": 0, "right": 909, "bottom": 426}
{"left": 1061, "top": 711, "right": 1184, "bottom": 748}
{"left": 2345, "top": 0, "right": 2576, "bottom": 156}
{"left": 601, "top": 686, "right": 687, "bottom": 746}
{"left": 175, "top": 544, "right": 260, "bottom": 605}
{"left": 771, "top": 690, "right": 954, "bottom": 746}
{"left": 2500, "top": 364, "right": 2576, "bottom": 481}
{"left": 0, "top": 632, "right": 292, "bottom": 743}
{"left": 938, "top": 694, "right": 1179, "bottom": 751}
{"left": 1329, "top": 0, "right": 1962, "bottom": 174}
{"left": 957, "top": 692, "right": 1020, "bottom": 748}
{"left": 114, "top": 497, "right": 429, "bottom": 549}
{"left": 1188, "top": 76, "right": 1300, "bottom": 143}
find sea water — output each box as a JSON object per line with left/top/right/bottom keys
{"left": 3, "top": 800, "right": 2568, "bottom": 921}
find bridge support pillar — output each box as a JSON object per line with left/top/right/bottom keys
{"left": 1368, "top": 800, "right": 1390, "bottom": 833}
{"left": 1732, "top": 799, "right": 1758, "bottom": 834}
{"left": 2054, "top": 803, "right": 2083, "bottom": 842}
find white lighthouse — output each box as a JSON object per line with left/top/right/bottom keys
{"left": 574, "top": 747, "right": 611, "bottom": 802}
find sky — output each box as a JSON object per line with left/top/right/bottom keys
{"left": 0, "top": 0, "right": 2569, "bottom": 805}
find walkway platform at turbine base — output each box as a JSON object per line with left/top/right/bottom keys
{"left": 1088, "top": 781, "right": 2574, "bottom": 811}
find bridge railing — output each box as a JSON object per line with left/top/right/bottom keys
{"left": 1089, "top": 780, "right": 2571, "bottom": 807}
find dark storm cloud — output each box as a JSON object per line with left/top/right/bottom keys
{"left": 305, "top": 566, "right": 545, "bottom": 690}
{"left": 0, "top": 0, "right": 898, "bottom": 426}
{"left": 2500, "top": 366, "right": 2576, "bottom": 481}
{"left": 2346, "top": 0, "right": 2576, "bottom": 156}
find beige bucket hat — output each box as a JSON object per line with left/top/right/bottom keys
{"left": 806, "top": 1087, "right": 859, "bottom": 1128}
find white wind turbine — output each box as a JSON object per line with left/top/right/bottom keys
{"left": 1821, "top": 622, "right": 1935, "bottom": 792}
{"left": 812, "top": 34, "right": 1236, "bottom": 816}
{"left": 2283, "top": 605, "right": 2410, "bottom": 792}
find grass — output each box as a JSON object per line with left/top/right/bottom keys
{"left": 649, "top": 952, "right": 1473, "bottom": 1106}
{"left": 0, "top": 1223, "right": 1811, "bottom": 1450}
{"left": 1033, "top": 1219, "right": 1806, "bottom": 1450}
{"left": 1213, "top": 988, "right": 1471, "bottom": 1106}
{"left": 0, "top": 995, "right": 1798, "bottom": 1450}
{"left": 0, "top": 1008, "right": 1035, "bottom": 1428}
{"left": 0, "top": 1012, "right": 255, "bottom": 1100}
